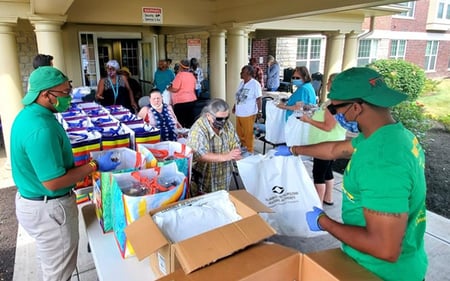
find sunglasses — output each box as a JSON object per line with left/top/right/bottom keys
{"left": 292, "top": 77, "right": 302, "bottom": 80}
{"left": 48, "top": 89, "right": 73, "bottom": 97}
{"left": 214, "top": 115, "right": 229, "bottom": 122}
{"left": 326, "top": 102, "right": 354, "bottom": 115}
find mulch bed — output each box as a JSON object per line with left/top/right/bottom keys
{"left": 0, "top": 186, "right": 18, "bottom": 281}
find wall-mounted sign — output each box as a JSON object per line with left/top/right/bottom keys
{"left": 142, "top": 7, "right": 163, "bottom": 24}
{"left": 187, "top": 39, "right": 201, "bottom": 60}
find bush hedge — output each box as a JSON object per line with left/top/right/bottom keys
{"left": 367, "top": 59, "right": 430, "bottom": 143}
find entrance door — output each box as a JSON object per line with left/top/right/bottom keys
{"left": 140, "top": 42, "right": 154, "bottom": 95}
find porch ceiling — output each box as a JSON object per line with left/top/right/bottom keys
{"left": 1, "top": 0, "right": 408, "bottom": 31}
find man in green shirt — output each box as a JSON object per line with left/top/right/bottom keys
{"left": 11, "top": 66, "right": 119, "bottom": 281}
{"left": 276, "top": 67, "right": 427, "bottom": 281}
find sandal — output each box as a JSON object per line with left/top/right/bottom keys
{"left": 323, "top": 200, "right": 334, "bottom": 206}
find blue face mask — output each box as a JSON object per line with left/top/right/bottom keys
{"left": 292, "top": 80, "right": 304, "bottom": 87}
{"left": 335, "top": 113, "right": 359, "bottom": 133}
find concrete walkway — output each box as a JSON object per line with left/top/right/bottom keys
{"left": 2, "top": 139, "right": 449, "bottom": 280}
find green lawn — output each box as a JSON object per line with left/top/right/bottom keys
{"left": 418, "top": 79, "right": 450, "bottom": 124}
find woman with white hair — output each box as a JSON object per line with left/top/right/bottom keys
{"left": 95, "top": 59, "right": 138, "bottom": 112}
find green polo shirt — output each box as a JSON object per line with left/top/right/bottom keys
{"left": 342, "top": 122, "right": 428, "bottom": 281}
{"left": 11, "top": 103, "right": 75, "bottom": 197}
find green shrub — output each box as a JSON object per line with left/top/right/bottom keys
{"left": 392, "top": 102, "right": 431, "bottom": 143}
{"left": 368, "top": 59, "right": 426, "bottom": 101}
{"left": 367, "top": 59, "right": 430, "bottom": 143}
{"left": 421, "top": 78, "right": 441, "bottom": 96}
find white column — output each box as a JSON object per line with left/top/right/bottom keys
{"left": 225, "top": 26, "right": 248, "bottom": 103}
{"left": 208, "top": 28, "right": 227, "bottom": 100}
{"left": 342, "top": 31, "right": 359, "bottom": 70}
{"left": 0, "top": 21, "right": 25, "bottom": 161}
{"left": 322, "top": 32, "right": 345, "bottom": 101}
{"left": 30, "top": 17, "right": 67, "bottom": 72}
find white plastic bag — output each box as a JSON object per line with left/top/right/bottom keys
{"left": 284, "top": 114, "right": 310, "bottom": 146}
{"left": 162, "top": 89, "right": 172, "bottom": 105}
{"left": 236, "top": 150, "right": 324, "bottom": 237}
{"left": 264, "top": 101, "right": 286, "bottom": 144}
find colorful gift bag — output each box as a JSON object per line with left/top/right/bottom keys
{"left": 91, "top": 148, "right": 146, "bottom": 233}
{"left": 111, "top": 162, "right": 188, "bottom": 258}
{"left": 64, "top": 117, "right": 92, "bottom": 132}
{"left": 124, "top": 120, "right": 161, "bottom": 148}
{"left": 67, "top": 130, "right": 102, "bottom": 190}
{"left": 137, "top": 141, "right": 193, "bottom": 195}
{"left": 89, "top": 124, "right": 131, "bottom": 150}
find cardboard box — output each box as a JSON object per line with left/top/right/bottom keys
{"left": 157, "top": 243, "right": 381, "bottom": 281}
{"left": 125, "top": 190, "right": 276, "bottom": 277}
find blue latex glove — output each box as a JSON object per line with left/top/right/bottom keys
{"left": 274, "top": 145, "right": 292, "bottom": 156}
{"left": 96, "top": 151, "right": 121, "bottom": 172}
{"left": 306, "top": 206, "right": 325, "bottom": 231}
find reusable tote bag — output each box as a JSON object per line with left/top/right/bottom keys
{"left": 111, "top": 162, "right": 188, "bottom": 258}
{"left": 237, "top": 150, "right": 324, "bottom": 237}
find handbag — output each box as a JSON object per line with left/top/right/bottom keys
{"left": 237, "top": 150, "right": 324, "bottom": 237}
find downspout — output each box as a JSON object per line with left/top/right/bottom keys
{"left": 358, "top": 16, "right": 375, "bottom": 40}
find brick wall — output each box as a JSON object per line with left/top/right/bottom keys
{"left": 15, "top": 20, "right": 38, "bottom": 93}
{"left": 166, "top": 32, "right": 210, "bottom": 78}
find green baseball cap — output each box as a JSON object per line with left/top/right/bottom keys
{"left": 23, "top": 66, "right": 69, "bottom": 105}
{"left": 328, "top": 67, "right": 407, "bottom": 107}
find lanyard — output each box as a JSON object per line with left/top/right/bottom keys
{"left": 108, "top": 77, "right": 119, "bottom": 103}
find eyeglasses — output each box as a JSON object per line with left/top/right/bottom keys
{"left": 214, "top": 115, "right": 229, "bottom": 122}
{"left": 48, "top": 89, "right": 73, "bottom": 97}
{"left": 292, "top": 77, "right": 301, "bottom": 80}
{"left": 326, "top": 102, "right": 354, "bottom": 115}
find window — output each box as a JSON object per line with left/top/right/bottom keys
{"left": 425, "top": 41, "right": 439, "bottom": 71}
{"left": 437, "top": 0, "right": 450, "bottom": 20}
{"left": 121, "top": 40, "right": 139, "bottom": 76}
{"left": 390, "top": 40, "right": 407, "bottom": 59}
{"left": 296, "top": 38, "right": 322, "bottom": 73}
{"left": 80, "top": 33, "right": 98, "bottom": 87}
{"left": 396, "top": 1, "right": 415, "bottom": 18}
{"left": 357, "top": 39, "right": 378, "bottom": 66}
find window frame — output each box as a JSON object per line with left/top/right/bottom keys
{"left": 357, "top": 39, "right": 379, "bottom": 67}
{"left": 389, "top": 39, "right": 407, "bottom": 60}
{"left": 424, "top": 40, "right": 439, "bottom": 72}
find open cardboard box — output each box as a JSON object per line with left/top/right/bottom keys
{"left": 157, "top": 243, "right": 381, "bottom": 281}
{"left": 125, "top": 190, "right": 276, "bottom": 277}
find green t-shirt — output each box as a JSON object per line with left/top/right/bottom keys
{"left": 11, "top": 103, "right": 75, "bottom": 197}
{"left": 342, "top": 122, "right": 427, "bottom": 281}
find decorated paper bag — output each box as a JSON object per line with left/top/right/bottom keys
{"left": 236, "top": 150, "right": 324, "bottom": 238}
{"left": 111, "top": 162, "right": 188, "bottom": 258}
{"left": 91, "top": 147, "right": 146, "bottom": 233}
